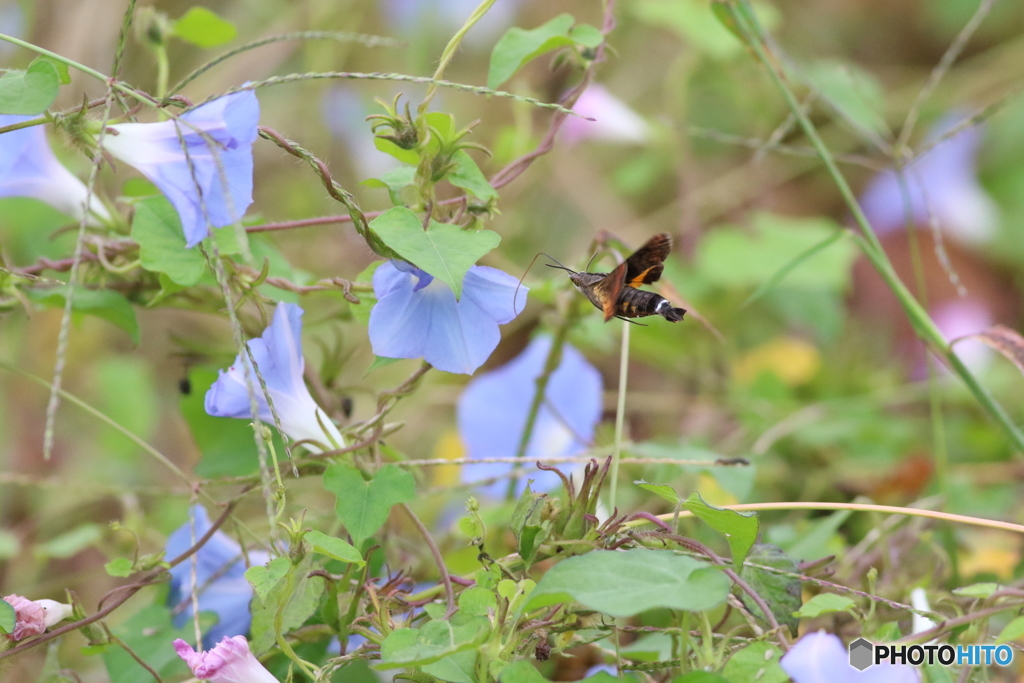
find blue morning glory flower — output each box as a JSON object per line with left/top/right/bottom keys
{"left": 860, "top": 113, "right": 997, "bottom": 246}
{"left": 456, "top": 335, "right": 603, "bottom": 496}
{"left": 205, "top": 302, "right": 344, "bottom": 453}
{"left": 0, "top": 115, "right": 110, "bottom": 225}
{"left": 103, "top": 90, "right": 259, "bottom": 247}
{"left": 166, "top": 505, "right": 270, "bottom": 648}
{"left": 369, "top": 260, "right": 526, "bottom": 375}
{"left": 780, "top": 632, "right": 919, "bottom": 683}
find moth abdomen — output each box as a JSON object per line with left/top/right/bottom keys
{"left": 617, "top": 287, "right": 686, "bottom": 322}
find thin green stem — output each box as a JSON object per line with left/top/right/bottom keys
{"left": 729, "top": 0, "right": 1024, "bottom": 453}
{"left": 0, "top": 33, "right": 154, "bottom": 109}
{"left": 608, "top": 320, "right": 630, "bottom": 512}
{"left": 168, "top": 30, "right": 400, "bottom": 97}
{"left": 155, "top": 44, "right": 170, "bottom": 102}
{"left": 418, "top": 0, "right": 497, "bottom": 114}
{"left": 505, "top": 321, "right": 573, "bottom": 501}
{"left": 896, "top": 172, "right": 949, "bottom": 498}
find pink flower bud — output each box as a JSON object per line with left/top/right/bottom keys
{"left": 174, "top": 635, "right": 279, "bottom": 683}
{"left": 3, "top": 594, "right": 46, "bottom": 641}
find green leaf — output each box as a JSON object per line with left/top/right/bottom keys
{"left": 525, "top": 548, "right": 730, "bottom": 617}
{"left": 304, "top": 530, "right": 364, "bottom": 565}
{"left": 634, "top": 479, "right": 681, "bottom": 505}
{"left": 422, "top": 650, "right": 479, "bottom": 683}
{"left": 28, "top": 287, "right": 140, "bottom": 344}
{"left": 448, "top": 150, "right": 497, "bottom": 202}
{"left": 0, "top": 57, "right": 60, "bottom": 115}
{"left": 742, "top": 229, "right": 848, "bottom": 307}
{"left": 374, "top": 136, "right": 420, "bottom": 165}
{"left": 672, "top": 673, "right": 729, "bottom": 683}
{"left": 0, "top": 599, "right": 14, "bottom": 635}
{"left": 38, "top": 57, "right": 70, "bottom": 85}
{"left": 379, "top": 616, "right": 490, "bottom": 667}
{"left": 804, "top": 60, "right": 889, "bottom": 140}
{"left": 458, "top": 586, "right": 497, "bottom": 617}
{"left": 132, "top": 196, "right": 206, "bottom": 286}
{"left": 696, "top": 213, "right": 857, "bottom": 293}
{"left": 104, "top": 557, "right": 135, "bottom": 578}
{"left": 368, "top": 207, "right": 500, "bottom": 298}
{"left": 323, "top": 463, "right": 416, "bottom": 548}
{"left": 996, "top": 615, "right": 1024, "bottom": 644}
{"left": 952, "top": 582, "right": 1000, "bottom": 599}
{"left": 683, "top": 492, "right": 759, "bottom": 566}
{"left": 795, "top": 593, "right": 857, "bottom": 618}
{"left": 173, "top": 7, "right": 238, "bottom": 48}
{"left": 583, "top": 673, "right": 640, "bottom": 683}
{"left": 487, "top": 14, "right": 601, "bottom": 89}
{"left": 781, "top": 509, "right": 852, "bottom": 561}
{"left": 365, "top": 355, "right": 404, "bottom": 375}
{"left": 721, "top": 641, "right": 787, "bottom": 683}
{"left": 633, "top": 0, "right": 745, "bottom": 59}
{"left": 738, "top": 544, "right": 801, "bottom": 633}
{"left": 245, "top": 556, "right": 290, "bottom": 604}
{"left": 362, "top": 166, "right": 417, "bottom": 205}
{"left": 499, "top": 660, "right": 549, "bottom": 683}
{"left": 249, "top": 555, "right": 326, "bottom": 655}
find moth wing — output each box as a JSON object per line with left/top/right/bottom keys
{"left": 594, "top": 261, "right": 627, "bottom": 321}
{"left": 625, "top": 233, "right": 671, "bottom": 287}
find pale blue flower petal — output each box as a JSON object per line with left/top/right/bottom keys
{"left": 204, "top": 302, "right": 343, "bottom": 450}
{"left": 457, "top": 335, "right": 603, "bottom": 496}
{"left": 369, "top": 261, "right": 526, "bottom": 375}
{"left": 105, "top": 90, "right": 259, "bottom": 247}
{"left": 781, "top": 632, "right": 919, "bottom": 683}
{"left": 166, "top": 506, "right": 268, "bottom": 647}
{"left": 0, "top": 114, "right": 109, "bottom": 224}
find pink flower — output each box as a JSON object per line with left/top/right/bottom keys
{"left": 2, "top": 594, "right": 72, "bottom": 641}
{"left": 174, "top": 635, "right": 279, "bottom": 683}
{"left": 561, "top": 84, "right": 651, "bottom": 146}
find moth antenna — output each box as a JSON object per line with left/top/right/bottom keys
{"left": 513, "top": 252, "right": 549, "bottom": 314}
{"left": 584, "top": 251, "right": 600, "bottom": 272}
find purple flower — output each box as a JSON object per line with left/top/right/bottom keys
{"left": 369, "top": 260, "right": 526, "bottom": 375}
{"left": 205, "top": 302, "right": 343, "bottom": 452}
{"left": 0, "top": 115, "right": 110, "bottom": 225}
{"left": 860, "top": 114, "right": 997, "bottom": 245}
{"left": 103, "top": 90, "right": 259, "bottom": 247}
{"left": 457, "top": 336, "right": 602, "bottom": 496}
{"left": 167, "top": 506, "right": 270, "bottom": 647}
{"left": 561, "top": 84, "right": 651, "bottom": 146}
{"left": 780, "top": 632, "right": 919, "bottom": 683}
{"left": 174, "top": 635, "right": 278, "bottom": 683}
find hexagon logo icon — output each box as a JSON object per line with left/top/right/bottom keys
{"left": 849, "top": 638, "right": 874, "bottom": 671}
